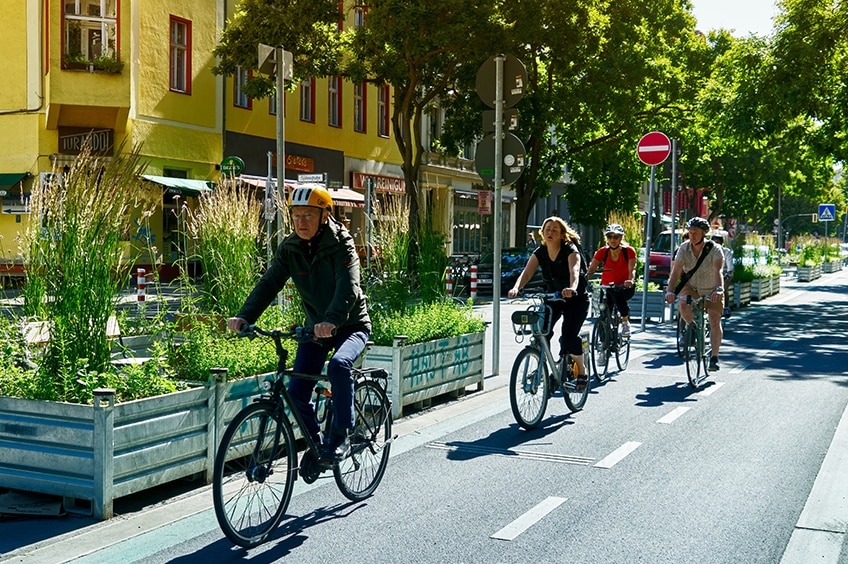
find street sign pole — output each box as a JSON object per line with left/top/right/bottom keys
{"left": 492, "top": 54, "right": 504, "bottom": 377}
{"left": 670, "top": 138, "right": 677, "bottom": 266}
{"left": 641, "top": 165, "right": 656, "bottom": 331}
{"left": 636, "top": 131, "right": 672, "bottom": 332}
{"left": 273, "top": 46, "right": 289, "bottom": 308}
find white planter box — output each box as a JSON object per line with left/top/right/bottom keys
{"left": 364, "top": 331, "right": 486, "bottom": 419}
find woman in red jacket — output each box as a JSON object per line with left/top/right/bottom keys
{"left": 586, "top": 224, "right": 638, "bottom": 336}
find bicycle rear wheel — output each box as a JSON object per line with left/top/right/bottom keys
{"left": 563, "top": 356, "right": 590, "bottom": 412}
{"left": 615, "top": 320, "right": 630, "bottom": 371}
{"left": 591, "top": 320, "right": 610, "bottom": 382}
{"left": 334, "top": 379, "right": 393, "bottom": 501}
{"left": 509, "top": 347, "right": 549, "bottom": 430}
{"left": 213, "top": 402, "right": 296, "bottom": 548}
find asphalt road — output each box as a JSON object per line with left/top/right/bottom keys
{"left": 2, "top": 271, "right": 848, "bottom": 563}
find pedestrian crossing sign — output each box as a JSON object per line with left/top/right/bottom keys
{"left": 818, "top": 203, "right": 836, "bottom": 221}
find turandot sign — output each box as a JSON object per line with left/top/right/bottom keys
{"left": 636, "top": 131, "right": 671, "bottom": 166}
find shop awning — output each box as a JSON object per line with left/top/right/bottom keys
{"left": 0, "top": 173, "right": 29, "bottom": 187}
{"left": 327, "top": 187, "right": 365, "bottom": 208}
{"left": 141, "top": 174, "right": 214, "bottom": 196}
{"left": 238, "top": 176, "right": 365, "bottom": 208}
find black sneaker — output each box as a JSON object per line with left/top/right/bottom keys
{"left": 723, "top": 307, "right": 731, "bottom": 319}
{"left": 709, "top": 356, "right": 720, "bottom": 371}
{"left": 320, "top": 430, "right": 351, "bottom": 466}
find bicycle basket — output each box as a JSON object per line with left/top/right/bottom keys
{"left": 511, "top": 305, "right": 551, "bottom": 336}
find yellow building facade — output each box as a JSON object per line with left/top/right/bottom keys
{"left": 0, "top": 0, "right": 494, "bottom": 284}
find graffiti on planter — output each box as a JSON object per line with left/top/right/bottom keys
{"left": 406, "top": 334, "right": 474, "bottom": 389}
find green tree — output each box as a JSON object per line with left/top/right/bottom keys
{"left": 345, "top": 0, "right": 503, "bottom": 242}
{"left": 441, "top": 0, "right": 703, "bottom": 237}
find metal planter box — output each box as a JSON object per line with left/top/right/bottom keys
{"left": 631, "top": 291, "right": 669, "bottom": 322}
{"left": 0, "top": 372, "right": 267, "bottom": 520}
{"left": 797, "top": 265, "right": 821, "bottom": 282}
{"left": 364, "top": 331, "right": 485, "bottom": 419}
{"left": 751, "top": 277, "right": 772, "bottom": 300}
{"left": 734, "top": 281, "right": 752, "bottom": 307}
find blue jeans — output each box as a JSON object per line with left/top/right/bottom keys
{"left": 288, "top": 328, "right": 369, "bottom": 440}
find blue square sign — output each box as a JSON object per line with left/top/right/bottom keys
{"left": 818, "top": 203, "right": 836, "bottom": 221}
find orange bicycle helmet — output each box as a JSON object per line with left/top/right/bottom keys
{"left": 289, "top": 185, "right": 333, "bottom": 211}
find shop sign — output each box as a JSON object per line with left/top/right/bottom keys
{"left": 478, "top": 190, "right": 492, "bottom": 215}
{"left": 272, "top": 153, "right": 314, "bottom": 173}
{"left": 352, "top": 171, "right": 406, "bottom": 194}
{"left": 58, "top": 127, "right": 114, "bottom": 156}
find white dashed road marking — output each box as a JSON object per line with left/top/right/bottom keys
{"left": 657, "top": 406, "right": 691, "bottom": 424}
{"left": 594, "top": 441, "right": 642, "bottom": 469}
{"left": 491, "top": 496, "right": 568, "bottom": 541}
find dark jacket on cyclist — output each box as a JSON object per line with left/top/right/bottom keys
{"left": 236, "top": 215, "right": 371, "bottom": 334}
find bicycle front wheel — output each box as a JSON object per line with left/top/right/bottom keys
{"left": 509, "top": 347, "right": 549, "bottom": 430}
{"left": 213, "top": 402, "right": 296, "bottom": 548}
{"left": 334, "top": 379, "right": 393, "bottom": 501}
{"left": 676, "top": 315, "right": 686, "bottom": 357}
{"left": 615, "top": 320, "right": 630, "bottom": 371}
{"left": 591, "top": 320, "right": 610, "bottom": 382}
{"left": 684, "top": 323, "right": 703, "bottom": 388}
{"left": 563, "top": 356, "right": 590, "bottom": 412}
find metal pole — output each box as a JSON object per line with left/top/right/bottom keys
{"left": 366, "top": 177, "right": 373, "bottom": 273}
{"left": 492, "top": 54, "right": 504, "bottom": 376}
{"left": 265, "top": 151, "right": 273, "bottom": 267}
{"left": 641, "top": 166, "right": 656, "bottom": 331}
{"left": 670, "top": 139, "right": 677, "bottom": 261}
{"left": 275, "top": 46, "right": 286, "bottom": 308}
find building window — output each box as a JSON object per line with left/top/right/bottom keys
{"left": 328, "top": 76, "right": 342, "bottom": 127}
{"left": 354, "top": 82, "right": 366, "bottom": 133}
{"left": 62, "top": 0, "right": 119, "bottom": 66}
{"left": 234, "top": 66, "right": 252, "bottom": 109}
{"left": 300, "top": 77, "right": 315, "bottom": 123}
{"left": 377, "top": 84, "right": 390, "bottom": 138}
{"left": 354, "top": 0, "right": 367, "bottom": 28}
{"left": 169, "top": 16, "right": 191, "bottom": 94}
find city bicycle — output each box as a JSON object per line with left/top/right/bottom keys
{"left": 680, "top": 295, "right": 712, "bottom": 388}
{"left": 212, "top": 325, "right": 394, "bottom": 548}
{"left": 508, "top": 293, "right": 592, "bottom": 430}
{"left": 590, "top": 284, "right": 631, "bottom": 381}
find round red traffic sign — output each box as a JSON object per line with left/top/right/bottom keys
{"left": 636, "top": 131, "right": 671, "bottom": 166}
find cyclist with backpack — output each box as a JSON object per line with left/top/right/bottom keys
{"left": 227, "top": 185, "right": 371, "bottom": 466}
{"left": 665, "top": 217, "right": 725, "bottom": 370}
{"left": 586, "top": 224, "right": 638, "bottom": 337}
{"left": 508, "top": 216, "right": 590, "bottom": 389}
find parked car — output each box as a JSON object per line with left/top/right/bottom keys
{"left": 474, "top": 247, "right": 545, "bottom": 296}
{"left": 647, "top": 229, "right": 686, "bottom": 287}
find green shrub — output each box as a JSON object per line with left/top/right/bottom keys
{"left": 370, "top": 300, "right": 486, "bottom": 346}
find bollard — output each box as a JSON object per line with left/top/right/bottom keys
{"left": 445, "top": 266, "right": 453, "bottom": 298}
{"left": 137, "top": 268, "right": 146, "bottom": 312}
{"left": 470, "top": 264, "right": 478, "bottom": 302}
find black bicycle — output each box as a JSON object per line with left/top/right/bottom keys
{"left": 508, "top": 293, "right": 591, "bottom": 430}
{"left": 590, "top": 284, "right": 631, "bottom": 381}
{"left": 212, "top": 325, "right": 394, "bottom": 548}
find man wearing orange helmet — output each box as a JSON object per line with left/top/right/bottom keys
{"left": 228, "top": 185, "right": 370, "bottom": 465}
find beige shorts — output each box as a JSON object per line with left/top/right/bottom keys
{"left": 680, "top": 285, "right": 724, "bottom": 313}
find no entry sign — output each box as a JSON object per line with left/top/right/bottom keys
{"left": 636, "top": 131, "right": 671, "bottom": 166}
